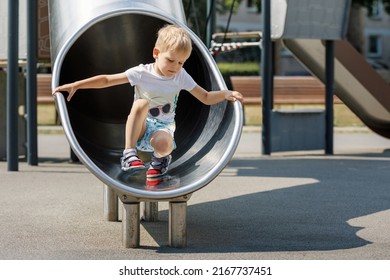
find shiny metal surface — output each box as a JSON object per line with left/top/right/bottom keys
{"left": 142, "top": 202, "right": 159, "bottom": 222}
{"left": 103, "top": 184, "right": 118, "bottom": 221}
{"left": 122, "top": 202, "right": 140, "bottom": 248}
{"left": 270, "top": 0, "right": 350, "bottom": 40}
{"left": 169, "top": 202, "right": 187, "bottom": 248}
{"left": 50, "top": 0, "right": 243, "bottom": 200}
{"left": 48, "top": 0, "right": 187, "bottom": 62}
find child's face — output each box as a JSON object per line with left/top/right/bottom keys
{"left": 153, "top": 48, "right": 189, "bottom": 78}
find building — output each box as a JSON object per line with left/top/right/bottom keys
{"left": 365, "top": 0, "right": 390, "bottom": 72}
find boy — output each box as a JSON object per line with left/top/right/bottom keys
{"left": 52, "top": 24, "right": 243, "bottom": 178}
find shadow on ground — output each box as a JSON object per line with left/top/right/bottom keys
{"left": 142, "top": 151, "right": 390, "bottom": 253}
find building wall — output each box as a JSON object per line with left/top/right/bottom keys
{"left": 365, "top": 2, "right": 390, "bottom": 81}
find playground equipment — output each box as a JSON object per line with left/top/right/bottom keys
{"left": 49, "top": 0, "right": 243, "bottom": 248}
{"left": 210, "top": 31, "right": 261, "bottom": 55}
{"left": 282, "top": 39, "right": 390, "bottom": 138}
{"left": 273, "top": 0, "right": 390, "bottom": 138}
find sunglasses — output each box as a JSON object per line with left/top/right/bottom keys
{"left": 149, "top": 103, "right": 171, "bottom": 117}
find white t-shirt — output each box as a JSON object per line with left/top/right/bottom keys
{"left": 125, "top": 63, "right": 197, "bottom": 123}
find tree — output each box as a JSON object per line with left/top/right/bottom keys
{"left": 183, "top": 0, "right": 241, "bottom": 43}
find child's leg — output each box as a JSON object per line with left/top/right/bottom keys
{"left": 125, "top": 99, "right": 148, "bottom": 149}
{"left": 121, "top": 99, "right": 148, "bottom": 171}
{"left": 147, "top": 130, "right": 174, "bottom": 177}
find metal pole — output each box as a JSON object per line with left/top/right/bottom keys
{"left": 142, "top": 202, "right": 159, "bottom": 222}
{"left": 103, "top": 184, "right": 118, "bottom": 221}
{"left": 169, "top": 201, "right": 187, "bottom": 248}
{"left": 325, "top": 40, "right": 334, "bottom": 155}
{"left": 122, "top": 202, "right": 140, "bottom": 248}
{"left": 261, "top": 0, "right": 272, "bottom": 155}
{"left": 27, "top": 0, "right": 38, "bottom": 166}
{"left": 7, "top": 0, "right": 19, "bottom": 171}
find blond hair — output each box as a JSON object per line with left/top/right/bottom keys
{"left": 155, "top": 25, "right": 192, "bottom": 57}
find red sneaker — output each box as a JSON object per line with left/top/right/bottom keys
{"left": 146, "top": 155, "right": 172, "bottom": 178}
{"left": 120, "top": 154, "right": 145, "bottom": 171}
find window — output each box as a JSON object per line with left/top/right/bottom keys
{"left": 369, "top": 0, "right": 383, "bottom": 19}
{"left": 246, "top": 0, "right": 258, "bottom": 13}
{"left": 367, "top": 35, "right": 382, "bottom": 57}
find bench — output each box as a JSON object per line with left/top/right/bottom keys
{"left": 37, "top": 73, "right": 53, "bottom": 104}
{"left": 230, "top": 76, "right": 342, "bottom": 105}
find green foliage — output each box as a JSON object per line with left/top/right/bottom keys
{"left": 183, "top": 0, "right": 243, "bottom": 41}
{"left": 217, "top": 62, "right": 260, "bottom": 88}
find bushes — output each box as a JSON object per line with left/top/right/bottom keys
{"left": 217, "top": 62, "right": 260, "bottom": 89}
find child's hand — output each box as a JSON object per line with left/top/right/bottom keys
{"left": 225, "top": 90, "right": 243, "bottom": 102}
{"left": 52, "top": 83, "right": 77, "bottom": 102}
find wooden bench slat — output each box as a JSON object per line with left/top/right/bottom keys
{"left": 230, "top": 76, "right": 342, "bottom": 105}
{"left": 37, "top": 73, "right": 53, "bottom": 103}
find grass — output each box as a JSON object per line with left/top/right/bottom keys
{"left": 217, "top": 62, "right": 260, "bottom": 74}
{"left": 217, "top": 62, "right": 260, "bottom": 89}
{"left": 38, "top": 104, "right": 58, "bottom": 126}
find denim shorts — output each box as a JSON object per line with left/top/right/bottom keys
{"left": 136, "top": 117, "right": 176, "bottom": 152}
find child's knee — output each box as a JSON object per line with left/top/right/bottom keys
{"left": 151, "top": 131, "right": 173, "bottom": 156}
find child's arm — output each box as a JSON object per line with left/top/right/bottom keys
{"left": 189, "top": 85, "right": 243, "bottom": 105}
{"left": 52, "top": 73, "right": 129, "bottom": 101}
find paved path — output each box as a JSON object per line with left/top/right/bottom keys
{"left": 1, "top": 127, "right": 390, "bottom": 259}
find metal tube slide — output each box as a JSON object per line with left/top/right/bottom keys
{"left": 49, "top": 0, "right": 243, "bottom": 200}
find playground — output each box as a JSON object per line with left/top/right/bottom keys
{"left": 1, "top": 0, "right": 390, "bottom": 263}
